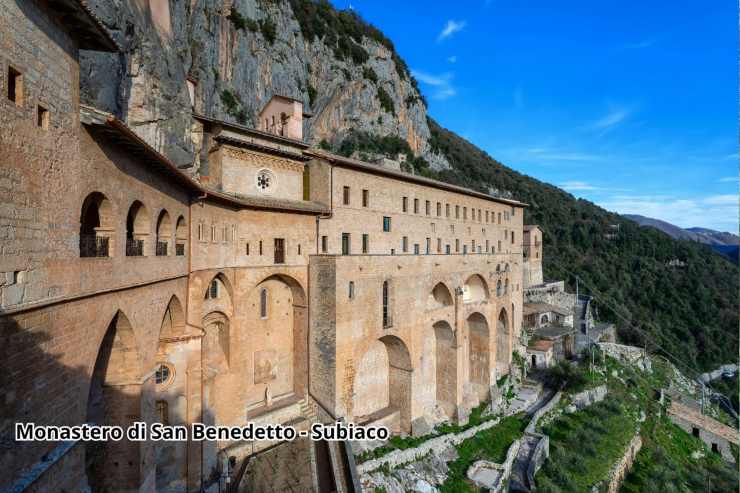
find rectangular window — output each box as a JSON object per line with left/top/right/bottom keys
{"left": 463, "top": 245, "right": 468, "bottom": 254}
{"left": 7, "top": 66, "right": 22, "bottom": 105}
{"left": 498, "top": 212, "right": 502, "bottom": 224}
{"left": 245, "top": 243, "right": 250, "bottom": 255}
{"left": 425, "top": 200, "right": 430, "bottom": 215}
{"left": 362, "top": 189, "right": 369, "bottom": 207}
{"left": 298, "top": 244, "right": 301, "bottom": 255}
{"left": 511, "top": 206, "right": 516, "bottom": 217}
{"left": 486, "top": 240, "right": 489, "bottom": 252}
{"left": 414, "top": 243, "right": 420, "bottom": 255}
{"left": 383, "top": 216, "right": 391, "bottom": 232}
{"left": 343, "top": 186, "right": 350, "bottom": 205}
{"left": 321, "top": 235, "right": 328, "bottom": 253}
{"left": 478, "top": 209, "right": 482, "bottom": 222}
{"left": 274, "top": 238, "right": 285, "bottom": 264}
{"left": 436, "top": 202, "right": 441, "bottom": 216}
{"left": 463, "top": 207, "right": 467, "bottom": 220}
{"left": 37, "top": 105, "right": 49, "bottom": 129}
{"left": 402, "top": 196, "right": 408, "bottom": 212}
{"left": 211, "top": 225, "right": 216, "bottom": 242}
{"left": 349, "top": 281, "right": 355, "bottom": 299}
{"left": 341, "top": 233, "right": 350, "bottom": 255}
{"left": 402, "top": 236, "right": 408, "bottom": 253}
{"left": 446, "top": 244, "right": 451, "bottom": 255}
{"left": 259, "top": 240, "right": 263, "bottom": 255}
{"left": 446, "top": 204, "right": 450, "bottom": 217}
{"left": 362, "top": 233, "right": 369, "bottom": 253}
{"left": 198, "top": 223, "right": 204, "bottom": 241}
{"left": 425, "top": 237, "right": 430, "bottom": 254}
{"left": 472, "top": 239, "right": 476, "bottom": 251}
{"left": 455, "top": 239, "right": 460, "bottom": 252}
{"left": 431, "top": 223, "right": 436, "bottom": 233}
{"left": 471, "top": 209, "right": 475, "bottom": 221}
{"left": 512, "top": 231, "right": 515, "bottom": 244}
{"left": 486, "top": 211, "right": 489, "bottom": 223}
{"left": 498, "top": 240, "right": 502, "bottom": 252}
{"left": 455, "top": 205, "right": 460, "bottom": 219}
{"left": 414, "top": 198, "right": 419, "bottom": 214}
{"left": 437, "top": 238, "right": 442, "bottom": 253}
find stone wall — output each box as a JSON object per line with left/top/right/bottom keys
{"left": 600, "top": 432, "right": 642, "bottom": 493}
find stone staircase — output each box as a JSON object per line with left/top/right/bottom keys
{"left": 506, "top": 381, "right": 542, "bottom": 415}
{"left": 509, "top": 434, "right": 541, "bottom": 492}
{"left": 299, "top": 397, "right": 319, "bottom": 424}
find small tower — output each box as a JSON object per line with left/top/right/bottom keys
{"left": 522, "top": 225, "right": 543, "bottom": 287}
{"left": 257, "top": 95, "right": 309, "bottom": 141}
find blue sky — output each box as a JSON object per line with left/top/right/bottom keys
{"left": 332, "top": 0, "right": 738, "bottom": 232}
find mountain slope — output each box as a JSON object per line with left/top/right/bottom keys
{"left": 81, "top": 0, "right": 738, "bottom": 371}
{"left": 626, "top": 214, "right": 739, "bottom": 262}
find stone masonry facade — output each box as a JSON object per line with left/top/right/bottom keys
{"left": 0, "top": 2, "right": 536, "bottom": 492}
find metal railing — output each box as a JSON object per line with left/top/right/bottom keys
{"left": 126, "top": 238, "right": 144, "bottom": 257}
{"left": 156, "top": 241, "right": 168, "bottom": 256}
{"left": 80, "top": 234, "right": 109, "bottom": 257}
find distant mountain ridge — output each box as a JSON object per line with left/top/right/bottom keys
{"left": 625, "top": 214, "right": 739, "bottom": 261}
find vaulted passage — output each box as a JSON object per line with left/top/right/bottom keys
{"left": 86, "top": 311, "right": 143, "bottom": 492}
{"left": 496, "top": 308, "right": 510, "bottom": 375}
{"left": 154, "top": 296, "right": 189, "bottom": 492}
{"left": 79, "top": 192, "right": 113, "bottom": 257}
{"left": 429, "top": 282, "right": 453, "bottom": 309}
{"left": 463, "top": 274, "right": 488, "bottom": 303}
{"left": 352, "top": 335, "right": 413, "bottom": 434}
{"left": 467, "top": 312, "right": 490, "bottom": 401}
{"left": 433, "top": 321, "right": 457, "bottom": 418}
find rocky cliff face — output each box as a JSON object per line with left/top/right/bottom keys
{"left": 81, "top": 0, "right": 448, "bottom": 170}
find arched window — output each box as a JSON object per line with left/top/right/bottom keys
{"left": 496, "top": 280, "right": 503, "bottom": 297}
{"left": 80, "top": 192, "right": 113, "bottom": 257}
{"left": 126, "top": 201, "right": 149, "bottom": 256}
{"left": 260, "top": 288, "right": 268, "bottom": 318}
{"left": 382, "top": 281, "right": 392, "bottom": 328}
{"left": 155, "top": 210, "right": 171, "bottom": 256}
{"left": 504, "top": 278, "right": 510, "bottom": 295}
{"left": 205, "top": 279, "right": 220, "bottom": 300}
{"left": 175, "top": 215, "right": 187, "bottom": 256}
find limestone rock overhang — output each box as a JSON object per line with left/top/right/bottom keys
{"left": 305, "top": 149, "right": 528, "bottom": 209}
{"left": 81, "top": 106, "right": 328, "bottom": 216}
{"left": 46, "top": 0, "right": 119, "bottom": 51}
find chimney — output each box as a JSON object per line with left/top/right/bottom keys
{"left": 258, "top": 95, "right": 308, "bottom": 141}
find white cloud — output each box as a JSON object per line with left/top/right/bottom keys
{"left": 411, "top": 69, "right": 457, "bottom": 100}
{"left": 438, "top": 20, "right": 466, "bottom": 41}
{"left": 559, "top": 181, "right": 599, "bottom": 191}
{"left": 719, "top": 176, "right": 739, "bottom": 183}
{"left": 590, "top": 107, "right": 631, "bottom": 131}
{"left": 523, "top": 147, "right": 602, "bottom": 163}
{"left": 599, "top": 194, "right": 739, "bottom": 232}
{"left": 447, "top": 55, "right": 457, "bottom": 63}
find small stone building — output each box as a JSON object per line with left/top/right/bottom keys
{"left": 527, "top": 340, "right": 555, "bottom": 370}
{"left": 523, "top": 302, "right": 573, "bottom": 329}
{"left": 667, "top": 401, "right": 738, "bottom": 463}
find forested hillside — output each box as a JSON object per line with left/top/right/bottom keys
{"left": 425, "top": 120, "right": 739, "bottom": 372}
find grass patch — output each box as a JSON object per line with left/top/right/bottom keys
{"left": 356, "top": 399, "right": 495, "bottom": 463}
{"left": 535, "top": 396, "right": 636, "bottom": 492}
{"left": 439, "top": 414, "right": 527, "bottom": 492}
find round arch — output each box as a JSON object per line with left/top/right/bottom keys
{"left": 80, "top": 191, "right": 114, "bottom": 257}
{"left": 125, "top": 200, "right": 150, "bottom": 256}
{"left": 155, "top": 209, "right": 172, "bottom": 256}
{"left": 467, "top": 312, "right": 490, "bottom": 401}
{"left": 496, "top": 308, "right": 510, "bottom": 374}
{"left": 429, "top": 281, "right": 454, "bottom": 308}
{"left": 433, "top": 320, "right": 457, "bottom": 418}
{"left": 86, "top": 310, "right": 143, "bottom": 492}
{"left": 463, "top": 274, "right": 488, "bottom": 303}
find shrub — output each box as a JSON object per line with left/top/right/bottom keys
{"left": 259, "top": 18, "right": 277, "bottom": 44}
{"left": 307, "top": 84, "right": 317, "bottom": 108}
{"left": 363, "top": 67, "right": 378, "bottom": 84}
{"left": 376, "top": 86, "right": 395, "bottom": 115}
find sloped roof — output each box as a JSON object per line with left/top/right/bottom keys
{"left": 523, "top": 302, "right": 571, "bottom": 316}
{"left": 305, "top": 149, "right": 528, "bottom": 208}
{"left": 528, "top": 339, "right": 554, "bottom": 352}
{"left": 81, "top": 106, "right": 328, "bottom": 215}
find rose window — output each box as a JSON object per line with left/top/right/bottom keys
{"left": 256, "top": 169, "right": 274, "bottom": 193}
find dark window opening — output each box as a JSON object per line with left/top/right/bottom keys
{"left": 341, "top": 233, "right": 350, "bottom": 255}
{"left": 362, "top": 234, "right": 369, "bottom": 254}
{"left": 343, "top": 186, "right": 350, "bottom": 205}
{"left": 383, "top": 216, "right": 391, "bottom": 232}
{"left": 274, "top": 238, "right": 285, "bottom": 264}
{"left": 260, "top": 288, "right": 268, "bottom": 318}
{"left": 7, "top": 66, "right": 22, "bottom": 105}
{"left": 382, "top": 281, "right": 391, "bottom": 328}
{"left": 362, "top": 189, "right": 369, "bottom": 207}
{"left": 37, "top": 105, "right": 49, "bottom": 129}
